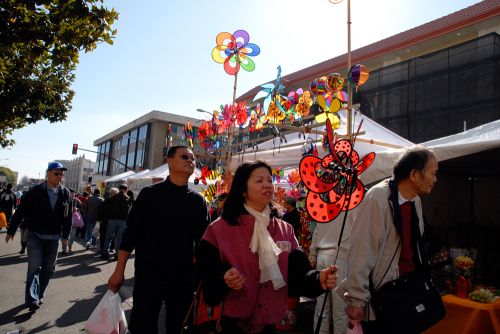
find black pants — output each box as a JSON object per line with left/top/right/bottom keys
{"left": 129, "top": 279, "right": 192, "bottom": 333}
{"left": 99, "top": 221, "right": 107, "bottom": 250}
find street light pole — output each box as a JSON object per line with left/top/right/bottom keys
{"left": 329, "top": 0, "right": 352, "bottom": 137}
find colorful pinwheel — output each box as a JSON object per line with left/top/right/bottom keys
{"left": 253, "top": 66, "right": 288, "bottom": 115}
{"left": 212, "top": 30, "right": 261, "bottom": 76}
{"left": 183, "top": 121, "right": 194, "bottom": 148}
{"left": 272, "top": 168, "right": 284, "bottom": 183}
{"left": 299, "top": 118, "right": 375, "bottom": 223}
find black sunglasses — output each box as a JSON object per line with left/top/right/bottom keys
{"left": 180, "top": 154, "right": 195, "bottom": 161}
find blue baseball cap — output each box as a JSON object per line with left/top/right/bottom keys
{"left": 47, "top": 161, "right": 67, "bottom": 171}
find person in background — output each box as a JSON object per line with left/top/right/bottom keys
{"left": 98, "top": 187, "right": 119, "bottom": 253}
{"left": 101, "top": 184, "right": 130, "bottom": 261}
{"left": 210, "top": 192, "right": 227, "bottom": 222}
{"left": 197, "top": 161, "right": 338, "bottom": 334}
{"left": 84, "top": 188, "right": 104, "bottom": 250}
{"left": 282, "top": 196, "right": 301, "bottom": 238}
{"left": 337, "top": 146, "right": 438, "bottom": 333}
{"left": 0, "top": 183, "right": 17, "bottom": 227}
{"left": 65, "top": 189, "right": 82, "bottom": 254}
{"left": 126, "top": 190, "right": 135, "bottom": 206}
{"left": 107, "top": 145, "right": 210, "bottom": 334}
{"left": 309, "top": 211, "right": 355, "bottom": 334}
{"left": 5, "top": 162, "right": 72, "bottom": 311}
{"left": 77, "top": 191, "right": 90, "bottom": 239}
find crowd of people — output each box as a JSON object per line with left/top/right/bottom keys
{"left": 2, "top": 144, "right": 441, "bottom": 334}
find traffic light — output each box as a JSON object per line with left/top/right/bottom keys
{"left": 72, "top": 143, "right": 78, "bottom": 155}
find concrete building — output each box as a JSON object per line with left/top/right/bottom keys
{"left": 61, "top": 155, "right": 95, "bottom": 192}
{"left": 237, "top": 0, "right": 500, "bottom": 143}
{"left": 93, "top": 110, "right": 214, "bottom": 177}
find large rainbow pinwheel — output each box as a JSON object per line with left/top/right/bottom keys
{"left": 212, "top": 30, "right": 261, "bottom": 76}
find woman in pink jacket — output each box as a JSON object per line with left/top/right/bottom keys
{"left": 197, "top": 161, "right": 337, "bottom": 333}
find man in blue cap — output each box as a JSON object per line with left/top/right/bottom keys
{"left": 5, "top": 161, "right": 73, "bottom": 311}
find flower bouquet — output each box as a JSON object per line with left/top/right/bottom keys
{"left": 453, "top": 255, "right": 474, "bottom": 298}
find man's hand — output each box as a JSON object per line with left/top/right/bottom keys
{"left": 308, "top": 255, "right": 317, "bottom": 268}
{"left": 224, "top": 267, "right": 246, "bottom": 290}
{"left": 108, "top": 270, "right": 125, "bottom": 293}
{"left": 61, "top": 239, "right": 68, "bottom": 248}
{"left": 319, "top": 265, "right": 337, "bottom": 290}
{"left": 5, "top": 234, "right": 14, "bottom": 243}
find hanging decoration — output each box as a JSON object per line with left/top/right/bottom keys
{"left": 298, "top": 118, "right": 375, "bottom": 223}
{"left": 253, "top": 66, "right": 287, "bottom": 115}
{"left": 201, "top": 184, "right": 217, "bottom": 202}
{"left": 272, "top": 168, "right": 284, "bottom": 183}
{"left": 166, "top": 124, "right": 173, "bottom": 148}
{"left": 348, "top": 64, "right": 370, "bottom": 91}
{"left": 194, "top": 166, "right": 221, "bottom": 185}
{"left": 183, "top": 121, "right": 194, "bottom": 147}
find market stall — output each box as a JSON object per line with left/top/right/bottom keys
{"left": 424, "top": 294, "right": 500, "bottom": 334}
{"left": 230, "top": 109, "right": 412, "bottom": 174}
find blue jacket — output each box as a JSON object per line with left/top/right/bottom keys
{"left": 8, "top": 181, "right": 73, "bottom": 239}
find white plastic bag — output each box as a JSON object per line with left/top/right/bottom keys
{"left": 92, "top": 222, "right": 100, "bottom": 238}
{"left": 85, "top": 290, "right": 128, "bottom": 334}
{"left": 347, "top": 322, "right": 364, "bottom": 334}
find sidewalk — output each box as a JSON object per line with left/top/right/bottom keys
{"left": 0, "top": 230, "right": 135, "bottom": 334}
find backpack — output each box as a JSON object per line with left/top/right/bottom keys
{"left": 0, "top": 190, "right": 15, "bottom": 208}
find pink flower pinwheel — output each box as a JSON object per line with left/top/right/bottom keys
{"left": 212, "top": 30, "right": 260, "bottom": 76}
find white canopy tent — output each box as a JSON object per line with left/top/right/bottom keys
{"left": 230, "top": 109, "right": 413, "bottom": 184}
{"left": 365, "top": 118, "right": 500, "bottom": 184}
{"left": 124, "top": 164, "right": 210, "bottom": 193}
{"left": 105, "top": 170, "right": 136, "bottom": 183}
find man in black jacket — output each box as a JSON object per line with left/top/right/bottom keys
{"left": 101, "top": 183, "right": 130, "bottom": 260}
{"left": 282, "top": 196, "right": 301, "bottom": 238}
{"left": 107, "top": 146, "right": 210, "bottom": 334}
{"left": 5, "top": 162, "right": 73, "bottom": 311}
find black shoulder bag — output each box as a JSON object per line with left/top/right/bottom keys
{"left": 369, "top": 181, "right": 446, "bottom": 334}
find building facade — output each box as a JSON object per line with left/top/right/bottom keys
{"left": 237, "top": 0, "right": 500, "bottom": 143}
{"left": 61, "top": 156, "right": 95, "bottom": 192}
{"left": 93, "top": 110, "right": 214, "bottom": 177}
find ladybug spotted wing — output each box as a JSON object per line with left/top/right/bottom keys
{"left": 305, "top": 191, "right": 343, "bottom": 223}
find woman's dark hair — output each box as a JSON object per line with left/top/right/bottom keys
{"left": 393, "top": 145, "right": 435, "bottom": 182}
{"left": 222, "top": 161, "right": 278, "bottom": 225}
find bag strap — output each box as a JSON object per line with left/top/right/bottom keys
{"left": 371, "top": 240, "right": 401, "bottom": 292}
{"left": 182, "top": 281, "right": 203, "bottom": 329}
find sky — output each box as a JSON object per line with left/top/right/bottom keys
{"left": 0, "top": 0, "right": 482, "bottom": 180}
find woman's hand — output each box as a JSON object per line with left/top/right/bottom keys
{"left": 224, "top": 267, "right": 246, "bottom": 290}
{"left": 319, "top": 265, "right": 337, "bottom": 290}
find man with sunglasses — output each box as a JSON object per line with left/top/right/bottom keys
{"left": 5, "top": 161, "right": 73, "bottom": 311}
{"left": 107, "top": 145, "right": 210, "bottom": 333}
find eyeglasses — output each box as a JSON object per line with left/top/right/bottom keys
{"left": 180, "top": 154, "right": 195, "bottom": 161}
{"left": 51, "top": 172, "right": 64, "bottom": 177}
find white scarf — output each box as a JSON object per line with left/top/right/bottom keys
{"left": 244, "top": 203, "right": 286, "bottom": 290}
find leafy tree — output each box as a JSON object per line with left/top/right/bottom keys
{"left": 0, "top": 0, "right": 118, "bottom": 147}
{"left": 0, "top": 166, "right": 17, "bottom": 185}
{"left": 19, "top": 175, "right": 31, "bottom": 186}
